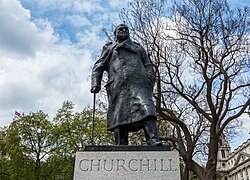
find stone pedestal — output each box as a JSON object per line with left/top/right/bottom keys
{"left": 74, "top": 146, "right": 180, "bottom": 180}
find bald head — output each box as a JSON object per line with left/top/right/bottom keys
{"left": 114, "top": 24, "right": 129, "bottom": 42}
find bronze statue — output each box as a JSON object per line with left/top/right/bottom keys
{"left": 91, "top": 24, "right": 162, "bottom": 146}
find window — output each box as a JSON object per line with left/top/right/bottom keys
{"left": 242, "top": 156, "right": 245, "bottom": 161}
{"left": 219, "top": 139, "right": 222, "bottom": 146}
{"left": 221, "top": 149, "right": 226, "bottom": 158}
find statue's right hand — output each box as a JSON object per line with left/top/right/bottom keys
{"left": 91, "top": 86, "right": 101, "bottom": 93}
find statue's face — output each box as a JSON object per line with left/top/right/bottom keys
{"left": 115, "top": 25, "right": 129, "bottom": 41}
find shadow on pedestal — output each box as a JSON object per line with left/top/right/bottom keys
{"left": 84, "top": 145, "right": 171, "bottom": 151}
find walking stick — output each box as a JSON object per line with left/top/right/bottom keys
{"left": 91, "top": 92, "right": 96, "bottom": 146}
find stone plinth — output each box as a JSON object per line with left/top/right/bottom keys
{"left": 74, "top": 146, "right": 180, "bottom": 180}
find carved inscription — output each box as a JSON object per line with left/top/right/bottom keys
{"left": 79, "top": 158, "right": 177, "bottom": 172}
{"left": 74, "top": 151, "right": 181, "bottom": 180}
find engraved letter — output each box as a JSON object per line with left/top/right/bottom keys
{"left": 104, "top": 159, "right": 114, "bottom": 171}
{"left": 160, "top": 159, "right": 170, "bottom": 171}
{"left": 79, "top": 159, "right": 89, "bottom": 171}
{"left": 128, "top": 159, "right": 138, "bottom": 171}
{"left": 116, "top": 159, "right": 127, "bottom": 171}
{"left": 90, "top": 159, "right": 101, "bottom": 171}
{"left": 169, "top": 159, "right": 177, "bottom": 171}
{"left": 153, "top": 159, "right": 157, "bottom": 171}
{"left": 139, "top": 159, "right": 150, "bottom": 171}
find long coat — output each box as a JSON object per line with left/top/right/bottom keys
{"left": 91, "top": 39, "right": 156, "bottom": 131}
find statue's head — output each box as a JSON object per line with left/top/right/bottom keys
{"left": 114, "top": 24, "right": 129, "bottom": 42}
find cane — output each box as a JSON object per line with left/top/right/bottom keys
{"left": 91, "top": 92, "right": 96, "bottom": 146}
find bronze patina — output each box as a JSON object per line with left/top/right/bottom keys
{"left": 91, "top": 24, "right": 162, "bottom": 146}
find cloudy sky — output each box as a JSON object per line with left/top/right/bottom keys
{"left": 0, "top": 0, "right": 126, "bottom": 125}
{"left": 0, "top": 0, "right": 249, "bottom": 149}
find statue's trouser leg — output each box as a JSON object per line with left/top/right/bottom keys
{"left": 114, "top": 127, "right": 129, "bottom": 145}
{"left": 142, "top": 117, "right": 162, "bottom": 146}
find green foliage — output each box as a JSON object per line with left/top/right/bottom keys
{"left": 3, "top": 111, "right": 53, "bottom": 180}
{"left": 0, "top": 100, "right": 114, "bottom": 179}
{"left": 41, "top": 154, "right": 75, "bottom": 180}
{"left": 129, "top": 129, "right": 146, "bottom": 145}
{"left": 52, "top": 101, "right": 82, "bottom": 155}
{"left": 0, "top": 105, "right": 173, "bottom": 179}
{"left": 4, "top": 121, "right": 34, "bottom": 179}
{"left": 0, "top": 156, "right": 10, "bottom": 180}
{"left": 93, "top": 111, "right": 114, "bottom": 145}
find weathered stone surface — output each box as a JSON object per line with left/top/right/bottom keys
{"left": 84, "top": 145, "right": 171, "bottom": 151}
{"left": 74, "top": 147, "right": 180, "bottom": 180}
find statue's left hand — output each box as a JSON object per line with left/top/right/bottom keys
{"left": 91, "top": 86, "right": 101, "bottom": 93}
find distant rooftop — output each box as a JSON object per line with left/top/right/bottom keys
{"left": 228, "top": 138, "right": 250, "bottom": 158}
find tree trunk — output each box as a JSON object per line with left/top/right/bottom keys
{"left": 182, "top": 167, "right": 189, "bottom": 180}
{"left": 35, "top": 158, "right": 41, "bottom": 180}
{"left": 204, "top": 132, "right": 219, "bottom": 180}
{"left": 204, "top": 168, "right": 217, "bottom": 180}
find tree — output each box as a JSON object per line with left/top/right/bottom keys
{"left": 121, "top": 0, "right": 250, "bottom": 179}
{"left": 4, "top": 111, "right": 54, "bottom": 180}
{"left": 52, "top": 101, "right": 113, "bottom": 154}
{"left": 0, "top": 126, "right": 10, "bottom": 180}
{"left": 0, "top": 101, "right": 115, "bottom": 179}
{"left": 4, "top": 124, "right": 31, "bottom": 180}
{"left": 50, "top": 101, "right": 114, "bottom": 179}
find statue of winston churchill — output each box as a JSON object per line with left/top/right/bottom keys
{"left": 91, "top": 24, "right": 162, "bottom": 146}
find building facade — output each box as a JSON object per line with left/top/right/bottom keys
{"left": 217, "top": 137, "right": 250, "bottom": 180}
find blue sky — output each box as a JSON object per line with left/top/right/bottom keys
{"left": 0, "top": 0, "right": 249, "bottom": 150}
{"left": 0, "top": 0, "right": 127, "bottom": 126}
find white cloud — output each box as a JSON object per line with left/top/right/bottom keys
{"left": 231, "top": 116, "right": 249, "bottom": 149}
{"left": 0, "top": 43, "right": 94, "bottom": 126}
{"left": 72, "top": 0, "right": 103, "bottom": 14}
{"left": 77, "top": 28, "right": 106, "bottom": 49}
{"left": 21, "top": 0, "right": 104, "bottom": 15}
{"left": 66, "top": 14, "right": 90, "bottom": 28}
{"left": 21, "top": 0, "right": 72, "bottom": 12}
{"left": 0, "top": 0, "right": 45, "bottom": 57}
{"left": 0, "top": 0, "right": 132, "bottom": 127}
{"left": 0, "top": 0, "right": 95, "bottom": 126}
{"left": 239, "top": 113, "right": 250, "bottom": 133}
{"left": 108, "top": 0, "right": 129, "bottom": 8}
